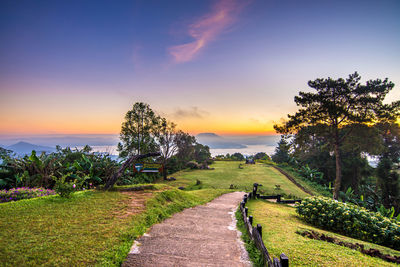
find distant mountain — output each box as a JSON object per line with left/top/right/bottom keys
{"left": 224, "top": 135, "right": 281, "bottom": 146}
{"left": 0, "top": 134, "right": 119, "bottom": 147}
{"left": 196, "top": 133, "right": 247, "bottom": 149}
{"left": 7, "top": 141, "right": 55, "bottom": 155}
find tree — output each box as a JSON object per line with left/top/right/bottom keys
{"left": 193, "top": 143, "right": 211, "bottom": 163}
{"left": 272, "top": 136, "right": 291, "bottom": 164}
{"left": 339, "top": 124, "right": 382, "bottom": 192}
{"left": 104, "top": 152, "right": 160, "bottom": 189}
{"left": 231, "top": 152, "right": 245, "bottom": 161}
{"left": 375, "top": 122, "right": 400, "bottom": 209}
{"left": 274, "top": 72, "right": 397, "bottom": 199}
{"left": 254, "top": 152, "right": 268, "bottom": 160}
{"left": 117, "top": 102, "right": 159, "bottom": 158}
{"left": 175, "top": 131, "right": 196, "bottom": 167}
{"left": 155, "top": 118, "right": 179, "bottom": 180}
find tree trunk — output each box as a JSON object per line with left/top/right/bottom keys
{"left": 333, "top": 141, "right": 342, "bottom": 200}
{"left": 104, "top": 152, "right": 160, "bottom": 190}
{"left": 163, "top": 167, "right": 168, "bottom": 180}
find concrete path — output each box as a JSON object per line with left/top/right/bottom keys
{"left": 122, "top": 192, "right": 251, "bottom": 267}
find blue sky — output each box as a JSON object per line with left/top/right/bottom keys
{"left": 1, "top": 0, "right": 399, "bottom": 135}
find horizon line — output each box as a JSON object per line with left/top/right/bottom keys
{"left": 0, "top": 132, "right": 279, "bottom": 137}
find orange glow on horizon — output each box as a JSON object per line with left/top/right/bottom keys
{"left": 0, "top": 120, "right": 278, "bottom": 136}
{"left": 0, "top": 99, "right": 279, "bottom": 136}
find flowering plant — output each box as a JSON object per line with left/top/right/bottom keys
{"left": 0, "top": 187, "right": 56, "bottom": 203}
{"left": 296, "top": 197, "right": 400, "bottom": 250}
{"left": 53, "top": 173, "right": 89, "bottom": 198}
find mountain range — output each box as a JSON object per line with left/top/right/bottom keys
{"left": 3, "top": 142, "right": 55, "bottom": 156}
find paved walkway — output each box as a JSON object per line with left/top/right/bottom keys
{"left": 122, "top": 192, "right": 251, "bottom": 267}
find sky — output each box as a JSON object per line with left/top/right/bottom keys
{"left": 1, "top": 0, "right": 399, "bottom": 137}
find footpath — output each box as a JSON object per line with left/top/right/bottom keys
{"left": 122, "top": 191, "right": 251, "bottom": 267}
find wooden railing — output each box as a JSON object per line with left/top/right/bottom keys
{"left": 239, "top": 193, "right": 289, "bottom": 267}
{"left": 238, "top": 183, "right": 304, "bottom": 267}
{"left": 251, "top": 183, "right": 302, "bottom": 204}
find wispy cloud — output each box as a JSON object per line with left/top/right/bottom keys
{"left": 168, "top": 0, "right": 249, "bottom": 63}
{"left": 171, "top": 107, "right": 209, "bottom": 119}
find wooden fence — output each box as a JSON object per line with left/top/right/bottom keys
{"left": 239, "top": 194, "right": 288, "bottom": 267}
{"left": 251, "top": 183, "right": 302, "bottom": 204}
{"left": 238, "top": 183, "right": 303, "bottom": 267}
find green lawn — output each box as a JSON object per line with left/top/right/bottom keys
{"left": 0, "top": 185, "right": 231, "bottom": 266}
{"left": 161, "top": 161, "right": 310, "bottom": 199}
{"left": 3, "top": 161, "right": 388, "bottom": 266}
{"left": 276, "top": 164, "right": 332, "bottom": 197}
{"left": 246, "top": 199, "right": 400, "bottom": 266}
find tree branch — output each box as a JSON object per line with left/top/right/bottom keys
{"left": 104, "top": 152, "right": 161, "bottom": 190}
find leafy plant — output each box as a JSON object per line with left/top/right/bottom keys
{"left": 378, "top": 205, "right": 400, "bottom": 221}
{"left": 299, "top": 164, "right": 324, "bottom": 183}
{"left": 53, "top": 173, "right": 88, "bottom": 198}
{"left": 296, "top": 197, "right": 400, "bottom": 249}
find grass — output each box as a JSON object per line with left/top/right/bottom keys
{"left": 277, "top": 164, "right": 332, "bottom": 197}
{"left": 235, "top": 208, "right": 264, "bottom": 267}
{"left": 0, "top": 185, "right": 231, "bottom": 266}
{"left": 246, "top": 199, "right": 400, "bottom": 266}
{"left": 1, "top": 190, "right": 130, "bottom": 266}
{"left": 160, "top": 161, "right": 311, "bottom": 199}
{"left": 1, "top": 161, "right": 372, "bottom": 266}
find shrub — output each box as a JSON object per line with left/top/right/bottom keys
{"left": 296, "top": 197, "right": 400, "bottom": 250}
{"left": 256, "top": 158, "right": 276, "bottom": 165}
{"left": 186, "top": 161, "right": 200, "bottom": 169}
{"left": 0, "top": 187, "right": 56, "bottom": 203}
{"left": 53, "top": 173, "right": 88, "bottom": 198}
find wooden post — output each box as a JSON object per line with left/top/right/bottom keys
{"left": 256, "top": 224, "right": 262, "bottom": 237}
{"left": 253, "top": 183, "right": 258, "bottom": 196}
{"left": 256, "top": 193, "right": 260, "bottom": 199}
{"left": 241, "top": 201, "right": 245, "bottom": 209}
{"left": 277, "top": 194, "right": 281, "bottom": 203}
{"left": 244, "top": 195, "right": 248, "bottom": 203}
{"left": 249, "top": 215, "right": 253, "bottom": 225}
{"left": 280, "top": 253, "right": 289, "bottom": 267}
{"left": 245, "top": 207, "right": 248, "bottom": 217}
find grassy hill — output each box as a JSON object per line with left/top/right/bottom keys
{"left": 160, "top": 161, "right": 310, "bottom": 199}
{"left": 0, "top": 185, "right": 232, "bottom": 266}
{"left": 1, "top": 160, "right": 397, "bottom": 266}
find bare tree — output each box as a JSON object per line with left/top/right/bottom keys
{"left": 155, "top": 118, "right": 179, "bottom": 180}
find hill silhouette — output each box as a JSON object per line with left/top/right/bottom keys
{"left": 196, "top": 133, "right": 246, "bottom": 149}
{"left": 7, "top": 141, "right": 55, "bottom": 155}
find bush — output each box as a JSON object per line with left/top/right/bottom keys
{"left": 0, "top": 187, "right": 56, "bottom": 203}
{"left": 296, "top": 197, "right": 400, "bottom": 250}
{"left": 186, "top": 161, "right": 200, "bottom": 169}
{"left": 0, "top": 147, "right": 118, "bottom": 190}
{"left": 53, "top": 173, "right": 88, "bottom": 198}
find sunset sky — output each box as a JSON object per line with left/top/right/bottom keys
{"left": 1, "top": 0, "right": 399, "bottom": 136}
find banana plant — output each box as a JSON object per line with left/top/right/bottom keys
{"left": 378, "top": 205, "right": 396, "bottom": 219}
{"left": 299, "top": 164, "right": 324, "bottom": 183}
